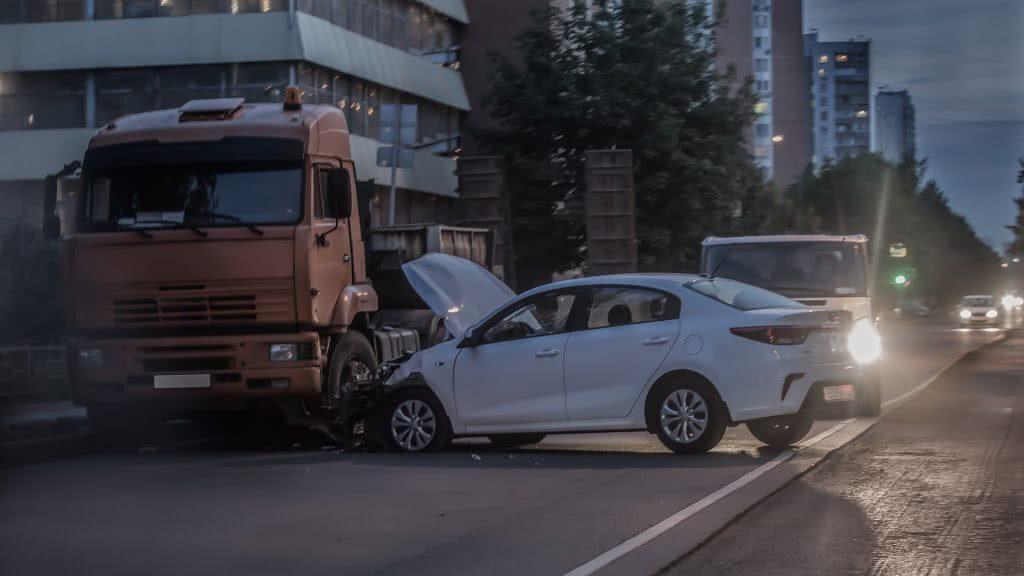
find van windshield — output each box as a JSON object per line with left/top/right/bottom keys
{"left": 78, "top": 162, "right": 303, "bottom": 232}
{"left": 703, "top": 241, "right": 867, "bottom": 298}
{"left": 961, "top": 296, "right": 995, "bottom": 307}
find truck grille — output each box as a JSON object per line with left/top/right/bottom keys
{"left": 97, "top": 281, "right": 294, "bottom": 327}
{"left": 134, "top": 343, "right": 235, "bottom": 373}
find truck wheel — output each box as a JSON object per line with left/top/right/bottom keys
{"left": 747, "top": 413, "right": 814, "bottom": 448}
{"left": 327, "top": 331, "right": 377, "bottom": 408}
{"left": 384, "top": 389, "right": 452, "bottom": 452}
{"left": 855, "top": 368, "right": 882, "bottom": 417}
{"left": 648, "top": 379, "right": 728, "bottom": 454}
{"left": 488, "top": 434, "right": 546, "bottom": 449}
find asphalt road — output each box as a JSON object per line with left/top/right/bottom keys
{"left": 0, "top": 316, "right": 1011, "bottom": 576}
{"left": 663, "top": 326, "right": 1024, "bottom": 576}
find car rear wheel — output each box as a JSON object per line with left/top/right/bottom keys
{"left": 649, "top": 380, "right": 727, "bottom": 454}
{"left": 386, "top": 389, "right": 452, "bottom": 452}
{"left": 747, "top": 413, "right": 814, "bottom": 448}
{"left": 487, "top": 434, "right": 546, "bottom": 449}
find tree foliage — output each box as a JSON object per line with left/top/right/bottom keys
{"left": 480, "top": 0, "right": 767, "bottom": 286}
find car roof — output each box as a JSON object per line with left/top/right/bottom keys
{"left": 519, "top": 273, "right": 701, "bottom": 298}
{"left": 702, "top": 234, "right": 868, "bottom": 245}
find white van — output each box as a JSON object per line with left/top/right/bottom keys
{"left": 701, "top": 234, "right": 882, "bottom": 415}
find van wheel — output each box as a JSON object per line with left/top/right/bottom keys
{"left": 649, "top": 379, "right": 727, "bottom": 454}
{"left": 327, "top": 331, "right": 377, "bottom": 409}
{"left": 488, "top": 434, "right": 546, "bottom": 449}
{"left": 747, "top": 413, "right": 814, "bottom": 448}
{"left": 385, "top": 389, "right": 452, "bottom": 452}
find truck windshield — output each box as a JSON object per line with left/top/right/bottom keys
{"left": 79, "top": 162, "right": 302, "bottom": 232}
{"left": 703, "top": 242, "right": 867, "bottom": 298}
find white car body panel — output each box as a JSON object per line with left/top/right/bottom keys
{"left": 389, "top": 256, "right": 858, "bottom": 436}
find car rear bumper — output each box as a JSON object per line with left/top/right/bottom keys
{"left": 69, "top": 332, "right": 322, "bottom": 409}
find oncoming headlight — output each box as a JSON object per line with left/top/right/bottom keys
{"left": 959, "top": 309, "right": 972, "bottom": 320}
{"left": 986, "top": 309, "right": 998, "bottom": 319}
{"left": 847, "top": 319, "right": 881, "bottom": 365}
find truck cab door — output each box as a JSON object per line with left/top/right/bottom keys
{"left": 310, "top": 164, "right": 354, "bottom": 325}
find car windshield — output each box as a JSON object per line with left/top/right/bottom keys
{"left": 78, "top": 162, "right": 302, "bottom": 231}
{"left": 685, "top": 277, "right": 805, "bottom": 311}
{"left": 703, "top": 242, "right": 867, "bottom": 298}
{"left": 962, "top": 296, "right": 995, "bottom": 307}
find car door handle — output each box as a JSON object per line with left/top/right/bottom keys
{"left": 643, "top": 336, "right": 671, "bottom": 346}
{"left": 535, "top": 349, "right": 561, "bottom": 357}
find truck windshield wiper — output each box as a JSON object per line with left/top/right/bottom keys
{"left": 193, "top": 211, "right": 265, "bottom": 236}
{"left": 123, "top": 219, "right": 208, "bottom": 238}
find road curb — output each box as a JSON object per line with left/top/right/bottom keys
{"left": 577, "top": 330, "right": 1012, "bottom": 576}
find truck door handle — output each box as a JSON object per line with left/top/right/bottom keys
{"left": 643, "top": 336, "right": 671, "bottom": 346}
{"left": 535, "top": 349, "right": 561, "bottom": 358}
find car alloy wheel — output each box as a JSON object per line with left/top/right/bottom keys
{"left": 390, "top": 399, "right": 437, "bottom": 452}
{"left": 660, "top": 388, "right": 709, "bottom": 444}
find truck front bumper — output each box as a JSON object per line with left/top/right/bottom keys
{"left": 70, "top": 332, "right": 322, "bottom": 408}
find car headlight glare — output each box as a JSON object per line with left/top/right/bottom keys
{"left": 959, "top": 309, "right": 972, "bottom": 319}
{"left": 269, "top": 343, "right": 299, "bottom": 362}
{"left": 847, "top": 319, "right": 881, "bottom": 365}
{"left": 77, "top": 348, "right": 105, "bottom": 369}
{"left": 986, "top": 309, "right": 998, "bottom": 319}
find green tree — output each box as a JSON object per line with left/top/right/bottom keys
{"left": 1006, "top": 157, "right": 1024, "bottom": 255}
{"left": 480, "top": 0, "right": 767, "bottom": 285}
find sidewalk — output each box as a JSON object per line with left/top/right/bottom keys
{"left": 0, "top": 400, "right": 88, "bottom": 442}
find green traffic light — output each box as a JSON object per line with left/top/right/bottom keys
{"left": 894, "top": 274, "right": 907, "bottom": 285}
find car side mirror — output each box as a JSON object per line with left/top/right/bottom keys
{"left": 43, "top": 214, "right": 61, "bottom": 240}
{"left": 327, "top": 168, "right": 352, "bottom": 220}
{"left": 458, "top": 327, "right": 480, "bottom": 349}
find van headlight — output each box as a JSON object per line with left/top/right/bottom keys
{"left": 986, "top": 309, "right": 998, "bottom": 319}
{"left": 847, "top": 319, "right": 881, "bottom": 365}
{"left": 269, "top": 343, "right": 299, "bottom": 362}
{"left": 959, "top": 309, "right": 972, "bottom": 320}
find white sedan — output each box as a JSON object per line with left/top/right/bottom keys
{"left": 378, "top": 254, "right": 863, "bottom": 453}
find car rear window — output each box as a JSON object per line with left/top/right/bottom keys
{"left": 685, "top": 277, "right": 805, "bottom": 311}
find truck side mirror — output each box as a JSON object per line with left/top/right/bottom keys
{"left": 327, "top": 168, "right": 352, "bottom": 220}
{"left": 43, "top": 214, "right": 61, "bottom": 240}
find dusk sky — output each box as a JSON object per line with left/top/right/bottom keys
{"left": 805, "top": 0, "right": 1024, "bottom": 252}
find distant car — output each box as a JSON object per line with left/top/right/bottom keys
{"left": 958, "top": 295, "right": 999, "bottom": 327}
{"left": 376, "top": 254, "right": 865, "bottom": 454}
{"left": 894, "top": 300, "right": 931, "bottom": 319}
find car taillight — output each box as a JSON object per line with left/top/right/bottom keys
{"left": 730, "top": 326, "right": 811, "bottom": 345}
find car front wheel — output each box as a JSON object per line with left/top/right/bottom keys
{"left": 386, "top": 389, "right": 451, "bottom": 452}
{"left": 650, "top": 380, "right": 727, "bottom": 454}
{"left": 746, "top": 413, "right": 814, "bottom": 448}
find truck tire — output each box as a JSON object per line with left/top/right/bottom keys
{"left": 747, "top": 413, "right": 814, "bottom": 448}
{"left": 327, "top": 331, "right": 377, "bottom": 409}
{"left": 488, "top": 434, "right": 546, "bottom": 449}
{"left": 856, "top": 368, "right": 882, "bottom": 417}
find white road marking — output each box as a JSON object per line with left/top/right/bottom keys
{"left": 561, "top": 419, "right": 853, "bottom": 576}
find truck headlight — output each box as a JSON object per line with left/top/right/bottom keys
{"left": 269, "top": 343, "right": 299, "bottom": 362}
{"left": 959, "top": 309, "right": 972, "bottom": 320}
{"left": 847, "top": 319, "right": 881, "bottom": 365}
{"left": 986, "top": 309, "right": 998, "bottom": 319}
{"left": 77, "top": 348, "right": 105, "bottom": 369}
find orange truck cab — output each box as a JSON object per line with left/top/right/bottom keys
{"left": 58, "top": 91, "right": 486, "bottom": 436}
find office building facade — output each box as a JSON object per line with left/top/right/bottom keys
{"left": 874, "top": 88, "right": 916, "bottom": 164}
{"left": 804, "top": 32, "right": 871, "bottom": 164}
{"left": 0, "top": 0, "right": 469, "bottom": 232}
{"left": 714, "top": 0, "right": 810, "bottom": 187}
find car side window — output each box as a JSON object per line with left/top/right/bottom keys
{"left": 481, "top": 292, "right": 577, "bottom": 344}
{"left": 586, "top": 287, "right": 680, "bottom": 329}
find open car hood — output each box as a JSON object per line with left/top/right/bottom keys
{"left": 401, "top": 253, "right": 516, "bottom": 337}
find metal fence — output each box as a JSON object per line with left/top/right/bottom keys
{"left": 0, "top": 346, "right": 69, "bottom": 403}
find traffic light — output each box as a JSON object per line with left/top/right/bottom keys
{"left": 890, "top": 267, "right": 917, "bottom": 287}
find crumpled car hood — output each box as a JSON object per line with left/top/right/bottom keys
{"left": 401, "top": 252, "right": 516, "bottom": 337}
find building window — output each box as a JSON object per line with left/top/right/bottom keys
{"left": 818, "top": 55, "right": 829, "bottom": 64}
{"left": 754, "top": 58, "right": 769, "bottom": 72}
{"left": 754, "top": 102, "right": 769, "bottom": 114}
{"left": 817, "top": 67, "right": 826, "bottom": 78}
{"left": 0, "top": 71, "right": 87, "bottom": 130}
{"left": 755, "top": 124, "right": 770, "bottom": 138}
{"left": 835, "top": 54, "right": 849, "bottom": 63}
{"left": 819, "top": 97, "right": 828, "bottom": 106}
